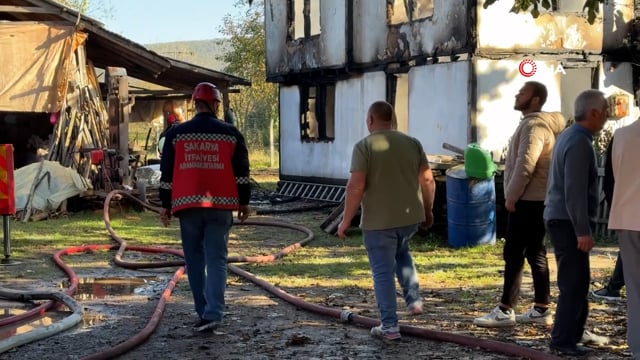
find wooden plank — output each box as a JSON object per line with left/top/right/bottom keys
{"left": 0, "top": 6, "right": 59, "bottom": 14}
{"left": 21, "top": 160, "right": 46, "bottom": 222}
{"left": 320, "top": 201, "right": 345, "bottom": 234}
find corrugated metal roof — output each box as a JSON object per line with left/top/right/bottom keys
{"left": 0, "top": 0, "right": 251, "bottom": 91}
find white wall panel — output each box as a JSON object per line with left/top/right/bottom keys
{"left": 477, "top": 0, "right": 603, "bottom": 52}
{"left": 474, "top": 58, "right": 563, "bottom": 160}
{"left": 264, "top": 0, "right": 288, "bottom": 75}
{"left": 408, "top": 62, "right": 470, "bottom": 157}
{"left": 353, "top": 0, "right": 467, "bottom": 64}
{"left": 279, "top": 72, "right": 386, "bottom": 180}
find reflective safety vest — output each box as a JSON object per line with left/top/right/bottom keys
{"left": 158, "top": 113, "right": 250, "bottom": 213}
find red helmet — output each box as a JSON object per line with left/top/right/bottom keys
{"left": 192, "top": 82, "right": 222, "bottom": 107}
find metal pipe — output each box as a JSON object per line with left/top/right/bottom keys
{"left": 442, "top": 142, "right": 466, "bottom": 156}
{"left": 2, "top": 215, "right": 10, "bottom": 261}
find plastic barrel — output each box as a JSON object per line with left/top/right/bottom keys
{"left": 445, "top": 165, "right": 496, "bottom": 248}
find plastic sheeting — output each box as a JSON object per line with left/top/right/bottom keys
{"left": 14, "top": 161, "right": 89, "bottom": 212}
{"left": 0, "top": 23, "right": 86, "bottom": 113}
{"left": 134, "top": 164, "right": 161, "bottom": 187}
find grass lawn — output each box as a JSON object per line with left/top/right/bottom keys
{"left": 3, "top": 168, "right": 619, "bottom": 302}
{"left": 4, "top": 200, "right": 506, "bottom": 305}
{"left": 1, "top": 172, "right": 629, "bottom": 358}
{"left": 5, "top": 158, "right": 621, "bottom": 294}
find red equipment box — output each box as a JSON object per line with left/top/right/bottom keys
{"left": 0, "top": 144, "right": 15, "bottom": 215}
{"left": 90, "top": 149, "right": 104, "bottom": 165}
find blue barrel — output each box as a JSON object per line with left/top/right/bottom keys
{"left": 446, "top": 165, "right": 496, "bottom": 248}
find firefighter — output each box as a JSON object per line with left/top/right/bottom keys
{"left": 157, "top": 112, "right": 182, "bottom": 158}
{"left": 159, "top": 82, "right": 251, "bottom": 332}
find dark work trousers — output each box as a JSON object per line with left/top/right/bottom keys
{"left": 607, "top": 251, "right": 625, "bottom": 291}
{"left": 546, "top": 219, "right": 591, "bottom": 348}
{"left": 500, "top": 200, "right": 550, "bottom": 308}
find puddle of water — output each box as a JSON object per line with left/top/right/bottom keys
{"left": 81, "top": 310, "right": 107, "bottom": 328}
{"left": 60, "top": 276, "right": 164, "bottom": 300}
{"left": 0, "top": 277, "right": 166, "bottom": 339}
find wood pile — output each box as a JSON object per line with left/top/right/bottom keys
{"left": 20, "top": 45, "right": 110, "bottom": 222}
{"left": 47, "top": 45, "right": 110, "bottom": 179}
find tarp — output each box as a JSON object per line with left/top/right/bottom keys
{"left": 0, "top": 23, "right": 86, "bottom": 113}
{"left": 14, "top": 161, "right": 89, "bottom": 212}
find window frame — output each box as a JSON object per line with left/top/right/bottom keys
{"left": 287, "top": 0, "right": 321, "bottom": 41}
{"left": 386, "top": 0, "right": 435, "bottom": 25}
{"left": 299, "top": 83, "right": 335, "bottom": 142}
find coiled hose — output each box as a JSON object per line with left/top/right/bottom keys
{"left": 0, "top": 189, "right": 561, "bottom": 360}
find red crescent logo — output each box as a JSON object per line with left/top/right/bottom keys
{"left": 519, "top": 59, "right": 537, "bottom": 77}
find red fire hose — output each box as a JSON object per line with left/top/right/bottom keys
{"left": 0, "top": 189, "right": 561, "bottom": 360}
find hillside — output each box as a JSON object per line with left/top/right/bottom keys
{"left": 146, "top": 39, "right": 230, "bottom": 72}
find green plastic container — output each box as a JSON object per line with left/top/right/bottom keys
{"left": 464, "top": 144, "right": 496, "bottom": 179}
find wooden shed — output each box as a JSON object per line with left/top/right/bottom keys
{"left": 0, "top": 0, "right": 250, "bottom": 186}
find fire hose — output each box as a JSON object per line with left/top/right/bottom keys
{"left": 0, "top": 288, "right": 82, "bottom": 354}
{"left": 0, "top": 189, "right": 561, "bottom": 360}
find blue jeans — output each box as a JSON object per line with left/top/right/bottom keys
{"left": 178, "top": 208, "right": 233, "bottom": 321}
{"left": 363, "top": 224, "right": 421, "bottom": 329}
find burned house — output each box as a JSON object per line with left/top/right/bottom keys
{"left": 0, "top": 0, "right": 250, "bottom": 187}
{"left": 265, "top": 0, "right": 638, "bottom": 189}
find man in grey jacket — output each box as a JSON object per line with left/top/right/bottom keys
{"left": 474, "top": 81, "right": 565, "bottom": 328}
{"left": 544, "top": 89, "right": 608, "bottom": 356}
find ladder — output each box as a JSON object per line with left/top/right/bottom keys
{"left": 275, "top": 181, "right": 345, "bottom": 203}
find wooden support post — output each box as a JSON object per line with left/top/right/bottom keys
{"left": 106, "top": 67, "right": 132, "bottom": 188}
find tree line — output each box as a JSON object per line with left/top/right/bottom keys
{"left": 55, "top": 0, "right": 278, "bottom": 167}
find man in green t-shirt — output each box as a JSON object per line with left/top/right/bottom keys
{"left": 337, "top": 101, "right": 435, "bottom": 341}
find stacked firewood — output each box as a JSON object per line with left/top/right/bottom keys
{"left": 21, "top": 45, "right": 110, "bottom": 222}
{"left": 47, "top": 46, "right": 109, "bottom": 179}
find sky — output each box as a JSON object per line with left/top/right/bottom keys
{"left": 91, "top": 0, "right": 244, "bottom": 45}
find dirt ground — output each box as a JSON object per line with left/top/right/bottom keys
{"left": 0, "top": 256, "right": 632, "bottom": 360}
{"left": 1, "top": 228, "right": 632, "bottom": 359}
{"left": 0, "top": 178, "right": 633, "bottom": 359}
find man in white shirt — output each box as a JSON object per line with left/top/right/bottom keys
{"left": 607, "top": 118, "right": 640, "bottom": 359}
